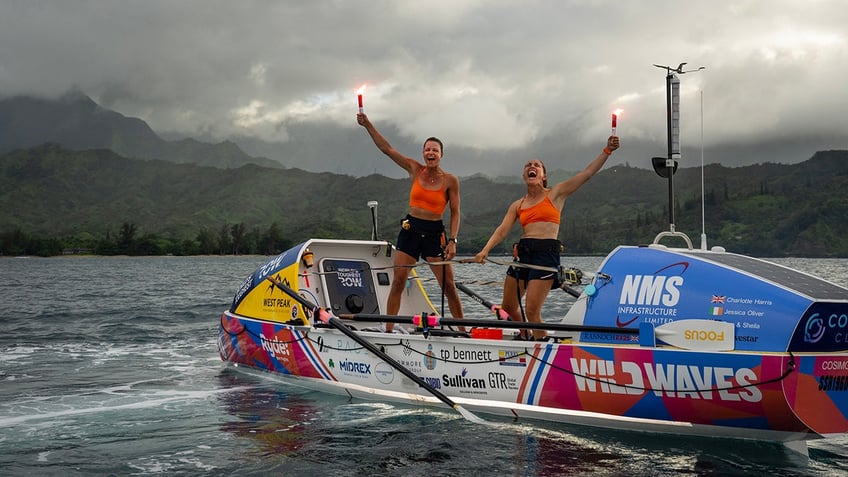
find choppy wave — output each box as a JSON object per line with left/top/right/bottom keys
{"left": 1, "top": 255, "right": 846, "bottom": 476}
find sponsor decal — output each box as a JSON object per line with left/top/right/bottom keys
{"left": 262, "top": 297, "right": 292, "bottom": 308}
{"left": 334, "top": 359, "right": 372, "bottom": 379}
{"left": 683, "top": 329, "right": 726, "bottom": 342}
{"left": 375, "top": 362, "right": 395, "bottom": 384}
{"left": 804, "top": 313, "right": 826, "bottom": 344}
{"left": 822, "top": 360, "right": 848, "bottom": 371}
{"left": 498, "top": 349, "right": 527, "bottom": 367}
{"left": 616, "top": 306, "right": 678, "bottom": 317}
{"left": 336, "top": 339, "right": 365, "bottom": 354}
{"left": 260, "top": 332, "right": 291, "bottom": 361}
{"left": 418, "top": 376, "right": 442, "bottom": 389}
{"left": 336, "top": 266, "right": 363, "bottom": 288}
{"left": 258, "top": 252, "right": 288, "bottom": 278}
{"left": 641, "top": 316, "right": 674, "bottom": 326}
{"left": 582, "top": 332, "right": 639, "bottom": 343}
{"left": 424, "top": 344, "right": 437, "bottom": 370}
{"left": 439, "top": 346, "right": 494, "bottom": 362}
{"left": 735, "top": 335, "right": 759, "bottom": 343}
{"left": 487, "top": 371, "right": 519, "bottom": 390}
{"left": 261, "top": 274, "right": 294, "bottom": 309}
{"left": 233, "top": 275, "right": 254, "bottom": 305}
{"left": 339, "top": 359, "right": 371, "bottom": 375}
{"left": 791, "top": 305, "right": 848, "bottom": 352}
{"left": 398, "top": 358, "right": 423, "bottom": 373}
{"left": 619, "top": 263, "right": 687, "bottom": 307}
{"left": 616, "top": 315, "right": 640, "bottom": 327}
{"left": 828, "top": 312, "right": 848, "bottom": 344}
{"left": 442, "top": 368, "right": 487, "bottom": 391}
{"left": 616, "top": 264, "right": 686, "bottom": 325}
{"left": 819, "top": 375, "right": 848, "bottom": 392}
{"left": 569, "top": 358, "right": 762, "bottom": 402}
{"left": 805, "top": 312, "right": 848, "bottom": 345}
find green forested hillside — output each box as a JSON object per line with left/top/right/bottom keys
{"left": 2, "top": 144, "right": 847, "bottom": 257}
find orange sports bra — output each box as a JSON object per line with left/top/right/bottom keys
{"left": 518, "top": 193, "right": 561, "bottom": 227}
{"left": 409, "top": 172, "right": 448, "bottom": 215}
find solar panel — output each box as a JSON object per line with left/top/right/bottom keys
{"left": 680, "top": 251, "right": 848, "bottom": 301}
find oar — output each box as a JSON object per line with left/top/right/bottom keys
{"left": 336, "top": 313, "right": 735, "bottom": 351}
{"left": 265, "top": 276, "right": 486, "bottom": 424}
{"left": 456, "top": 282, "right": 510, "bottom": 320}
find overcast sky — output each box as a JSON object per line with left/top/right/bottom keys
{"left": 1, "top": 0, "right": 846, "bottom": 177}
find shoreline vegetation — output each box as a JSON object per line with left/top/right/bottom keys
{"left": 3, "top": 146, "right": 848, "bottom": 258}
{"left": 0, "top": 222, "right": 292, "bottom": 257}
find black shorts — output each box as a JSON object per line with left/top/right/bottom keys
{"left": 506, "top": 238, "right": 562, "bottom": 288}
{"left": 395, "top": 215, "right": 446, "bottom": 260}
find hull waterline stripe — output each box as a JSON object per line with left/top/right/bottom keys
{"left": 294, "top": 328, "right": 334, "bottom": 381}
{"left": 527, "top": 344, "right": 554, "bottom": 404}
{"left": 516, "top": 344, "right": 544, "bottom": 404}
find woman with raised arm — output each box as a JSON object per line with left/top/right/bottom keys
{"left": 474, "top": 136, "right": 620, "bottom": 340}
{"left": 357, "top": 113, "right": 464, "bottom": 332}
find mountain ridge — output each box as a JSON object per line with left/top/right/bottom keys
{"left": 0, "top": 92, "right": 280, "bottom": 169}
{"left": 2, "top": 144, "right": 847, "bottom": 257}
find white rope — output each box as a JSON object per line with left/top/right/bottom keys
{"left": 484, "top": 257, "right": 559, "bottom": 273}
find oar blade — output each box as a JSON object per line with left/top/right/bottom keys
{"left": 655, "top": 319, "right": 735, "bottom": 351}
{"left": 455, "top": 404, "right": 488, "bottom": 425}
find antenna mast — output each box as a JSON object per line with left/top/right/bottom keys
{"left": 367, "top": 201, "right": 379, "bottom": 240}
{"left": 700, "top": 89, "right": 707, "bottom": 250}
{"left": 650, "top": 62, "right": 704, "bottom": 249}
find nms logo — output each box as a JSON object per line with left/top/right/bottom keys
{"left": 618, "top": 262, "right": 689, "bottom": 306}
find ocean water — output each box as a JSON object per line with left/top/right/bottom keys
{"left": 1, "top": 254, "right": 847, "bottom": 476}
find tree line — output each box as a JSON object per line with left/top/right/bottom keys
{"left": 0, "top": 222, "right": 293, "bottom": 257}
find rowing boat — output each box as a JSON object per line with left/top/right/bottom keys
{"left": 217, "top": 234, "right": 848, "bottom": 456}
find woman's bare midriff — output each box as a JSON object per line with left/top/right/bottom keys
{"left": 520, "top": 221, "right": 560, "bottom": 240}
{"left": 409, "top": 206, "right": 444, "bottom": 221}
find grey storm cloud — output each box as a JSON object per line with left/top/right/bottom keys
{"left": 1, "top": 0, "right": 846, "bottom": 177}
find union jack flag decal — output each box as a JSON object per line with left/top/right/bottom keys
{"left": 711, "top": 295, "right": 726, "bottom": 304}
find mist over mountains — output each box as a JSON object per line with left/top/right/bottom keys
{"left": 0, "top": 92, "right": 280, "bottom": 170}
{"left": 2, "top": 92, "right": 845, "bottom": 180}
